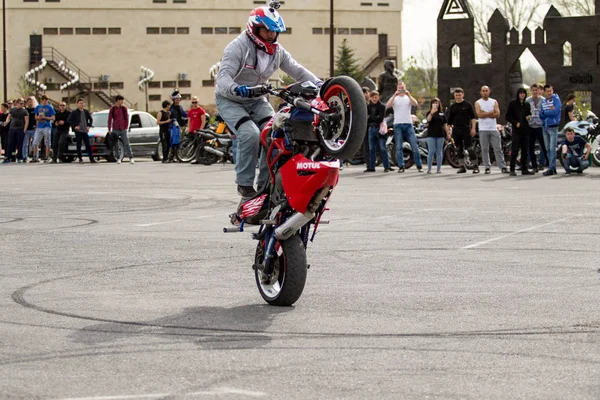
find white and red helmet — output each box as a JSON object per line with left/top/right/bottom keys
{"left": 246, "top": 6, "right": 286, "bottom": 55}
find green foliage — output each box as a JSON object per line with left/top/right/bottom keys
{"left": 401, "top": 56, "right": 438, "bottom": 98}
{"left": 280, "top": 74, "right": 295, "bottom": 87}
{"left": 334, "top": 39, "right": 364, "bottom": 83}
{"left": 15, "top": 77, "right": 35, "bottom": 99}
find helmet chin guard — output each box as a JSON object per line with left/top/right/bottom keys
{"left": 246, "top": 6, "right": 286, "bottom": 55}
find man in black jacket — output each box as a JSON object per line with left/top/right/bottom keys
{"left": 169, "top": 90, "right": 188, "bottom": 129}
{"left": 66, "top": 98, "right": 96, "bottom": 163}
{"left": 365, "top": 91, "right": 393, "bottom": 173}
{"left": 506, "top": 88, "right": 532, "bottom": 176}
{"left": 51, "top": 102, "right": 71, "bottom": 163}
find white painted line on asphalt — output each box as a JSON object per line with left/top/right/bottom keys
{"left": 136, "top": 215, "right": 213, "bottom": 227}
{"left": 57, "top": 387, "right": 267, "bottom": 400}
{"left": 461, "top": 217, "right": 570, "bottom": 250}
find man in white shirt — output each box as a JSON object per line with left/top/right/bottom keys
{"left": 385, "top": 82, "right": 422, "bottom": 172}
{"left": 475, "top": 86, "right": 508, "bottom": 174}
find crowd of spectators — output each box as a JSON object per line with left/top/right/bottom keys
{"left": 0, "top": 90, "right": 208, "bottom": 165}
{"left": 360, "top": 82, "right": 594, "bottom": 176}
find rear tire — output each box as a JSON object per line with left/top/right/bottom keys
{"left": 319, "top": 76, "right": 367, "bottom": 159}
{"left": 255, "top": 234, "right": 307, "bottom": 306}
{"left": 197, "top": 145, "right": 220, "bottom": 165}
{"left": 152, "top": 141, "right": 163, "bottom": 161}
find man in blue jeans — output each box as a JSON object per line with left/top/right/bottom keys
{"left": 386, "top": 82, "right": 422, "bottom": 172}
{"left": 22, "top": 96, "right": 37, "bottom": 162}
{"left": 364, "top": 91, "right": 393, "bottom": 173}
{"left": 216, "top": 4, "right": 319, "bottom": 199}
{"left": 539, "top": 84, "right": 561, "bottom": 176}
{"left": 560, "top": 127, "right": 591, "bottom": 175}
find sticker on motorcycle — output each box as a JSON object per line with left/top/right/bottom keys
{"left": 296, "top": 162, "right": 321, "bottom": 169}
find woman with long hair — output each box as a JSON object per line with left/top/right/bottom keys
{"left": 425, "top": 98, "right": 450, "bottom": 173}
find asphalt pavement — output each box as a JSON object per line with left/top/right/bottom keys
{"left": 0, "top": 160, "right": 599, "bottom": 400}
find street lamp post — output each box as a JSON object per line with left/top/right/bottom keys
{"left": 138, "top": 66, "right": 154, "bottom": 112}
{"left": 3, "top": 0, "right": 7, "bottom": 101}
{"left": 144, "top": 70, "right": 148, "bottom": 112}
{"left": 329, "top": 0, "right": 334, "bottom": 77}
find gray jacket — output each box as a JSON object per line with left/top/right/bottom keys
{"left": 216, "top": 33, "right": 319, "bottom": 102}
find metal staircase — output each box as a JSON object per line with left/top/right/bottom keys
{"left": 362, "top": 45, "right": 398, "bottom": 77}
{"left": 42, "top": 47, "right": 132, "bottom": 108}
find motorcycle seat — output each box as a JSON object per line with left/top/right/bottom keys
{"left": 200, "top": 131, "right": 216, "bottom": 140}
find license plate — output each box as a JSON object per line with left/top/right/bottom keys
{"left": 68, "top": 145, "right": 76, "bottom": 150}
{"left": 68, "top": 145, "right": 86, "bottom": 150}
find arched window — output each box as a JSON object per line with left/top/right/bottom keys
{"left": 563, "top": 41, "right": 572, "bottom": 66}
{"left": 451, "top": 44, "right": 460, "bottom": 68}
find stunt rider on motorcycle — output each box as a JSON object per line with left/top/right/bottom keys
{"left": 215, "top": 1, "right": 320, "bottom": 199}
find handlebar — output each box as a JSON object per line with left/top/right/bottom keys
{"left": 244, "top": 84, "right": 331, "bottom": 121}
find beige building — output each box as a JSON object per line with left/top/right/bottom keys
{"left": 0, "top": 0, "right": 402, "bottom": 111}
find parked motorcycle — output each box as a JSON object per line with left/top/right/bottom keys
{"left": 224, "top": 77, "right": 366, "bottom": 306}
{"left": 197, "top": 130, "right": 235, "bottom": 165}
{"left": 176, "top": 113, "right": 234, "bottom": 164}
{"left": 561, "top": 110, "right": 600, "bottom": 167}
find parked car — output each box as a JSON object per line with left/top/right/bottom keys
{"left": 60, "top": 110, "right": 162, "bottom": 162}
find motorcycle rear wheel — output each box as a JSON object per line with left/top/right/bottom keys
{"left": 254, "top": 234, "right": 307, "bottom": 307}
{"left": 196, "top": 145, "right": 219, "bottom": 165}
{"left": 319, "top": 76, "right": 367, "bottom": 160}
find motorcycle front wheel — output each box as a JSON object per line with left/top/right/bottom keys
{"left": 176, "top": 135, "right": 197, "bottom": 163}
{"left": 444, "top": 143, "right": 461, "bottom": 168}
{"left": 589, "top": 135, "right": 600, "bottom": 167}
{"left": 319, "top": 76, "right": 367, "bottom": 160}
{"left": 254, "top": 234, "right": 307, "bottom": 307}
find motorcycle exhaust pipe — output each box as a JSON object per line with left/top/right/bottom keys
{"left": 203, "top": 146, "right": 225, "bottom": 157}
{"left": 274, "top": 211, "right": 314, "bottom": 240}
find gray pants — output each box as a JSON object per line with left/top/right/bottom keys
{"left": 479, "top": 130, "right": 506, "bottom": 169}
{"left": 215, "top": 95, "right": 273, "bottom": 188}
{"left": 113, "top": 129, "right": 133, "bottom": 158}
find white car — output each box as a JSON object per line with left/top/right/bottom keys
{"left": 62, "top": 109, "right": 162, "bottom": 162}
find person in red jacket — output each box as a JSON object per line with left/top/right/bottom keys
{"left": 107, "top": 95, "right": 133, "bottom": 164}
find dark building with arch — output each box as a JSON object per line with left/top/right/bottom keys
{"left": 437, "top": 0, "right": 600, "bottom": 122}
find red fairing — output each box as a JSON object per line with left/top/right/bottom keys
{"left": 240, "top": 194, "right": 268, "bottom": 219}
{"left": 260, "top": 106, "right": 291, "bottom": 147}
{"left": 279, "top": 154, "right": 339, "bottom": 214}
{"left": 260, "top": 118, "right": 274, "bottom": 147}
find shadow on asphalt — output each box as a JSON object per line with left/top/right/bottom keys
{"left": 69, "top": 304, "right": 295, "bottom": 349}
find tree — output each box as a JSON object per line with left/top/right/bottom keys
{"left": 471, "top": 0, "right": 546, "bottom": 59}
{"left": 15, "top": 76, "right": 35, "bottom": 98}
{"left": 334, "top": 39, "right": 364, "bottom": 83}
{"left": 554, "top": 0, "right": 593, "bottom": 16}
{"left": 401, "top": 42, "right": 438, "bottom": 98}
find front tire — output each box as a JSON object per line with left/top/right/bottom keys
{"left": 176, "top": 135, "right": 197, "bottom": 163}
{"left": 444, "top": 143, "right": 461, "bottom": 168}
{"left": 319, "top": 76, "right": 367, "bottom": 159}
{"left": 254, "top": 234, "right": 307, "bottom": 306}
{"left": 590, "top": 135, "right": 600, "bottom": 167}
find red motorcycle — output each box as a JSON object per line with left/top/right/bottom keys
{"left": 224, "top": 76, "right": 366, "bottom": 306}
